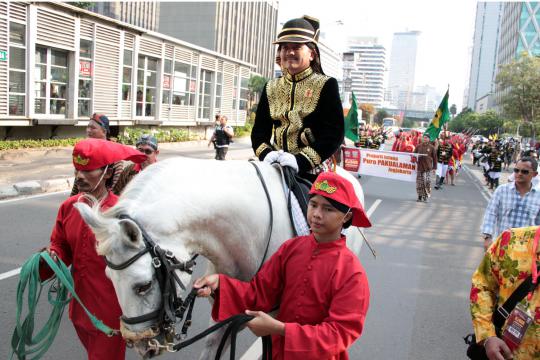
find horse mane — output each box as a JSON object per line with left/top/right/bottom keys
{"left": 74, "top": 194, "right": 126, "bottom": 257}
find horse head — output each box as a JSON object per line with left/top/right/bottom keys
{"left": 75, "top": 198, "right": 195, "bottom": 358}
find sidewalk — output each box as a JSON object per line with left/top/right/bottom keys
{"left": 0, "top": 137, "right": 252, "bottom": 199}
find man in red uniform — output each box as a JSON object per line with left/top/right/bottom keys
{"left": 40, "top": 138, "right": 146, "bottom": 360}
{"left": 194, "top": 171, "right": 371, "bottom": 360}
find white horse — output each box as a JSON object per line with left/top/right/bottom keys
{"left": 75, "top": 157, "right": 365, "bottom": 359}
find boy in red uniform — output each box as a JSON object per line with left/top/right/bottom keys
{"left": 40, "top": 139, "right": 146, "bottom": 360}
{"left": 194, "top": 171, "right": 371, "bottom": 360}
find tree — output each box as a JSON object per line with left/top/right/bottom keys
{"left": 374, "top": 109, "right": 389, "bottom": 125}
{"left": 247, "top": 75, "right": 267, "bottom": 114}
{"left": 495, "top": 54, "right": 540, "bottom": 126}
{"left": 450, "top": 104, "right": 457, "bottom": 118}
{"left": 359, "top": 103, "right": 375, "bottom": 122}
{"left": 448, "top": 109, "right": 504, "bottom": 136}
{"left": 68, "top": 2, "right": 94, "bottom": 9}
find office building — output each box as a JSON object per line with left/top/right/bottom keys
{"left": 2, "top": 2, "right": 254, "bottom": 139}
{"left": 387, "top": 31, "right": 420, "bottom": 109}
{"left": 466, "top": 2, "right": 502, "bottom": 111}
{"left": 345, "top": 37, "right": 386, "bottom": 108}
{"left": 89, "top": 2, "right": 159, "bottom": 31}
{"left": 159, "top": 1, "right": 278, "bottom": 78}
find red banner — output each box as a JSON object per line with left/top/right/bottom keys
{"left": 163, "top": 75, "right": 171, "bottom": 90}
{"left": 342, "top": 147, "right": 361, "bottom": 172}
{"left": 79, "top": 60, "right": 92, "bottom": 77}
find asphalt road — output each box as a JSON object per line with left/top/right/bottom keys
{"left": 0, "top": 145, "right": 488, "bottom": 360}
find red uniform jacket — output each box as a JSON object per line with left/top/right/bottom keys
{"left": 212, "top": 234, "right": 370, "bottom": 360}
{"left": 41, "top": 192, "right": 122, "bottom": 333}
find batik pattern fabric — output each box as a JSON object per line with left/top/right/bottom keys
{"left": 470, "top": 226, "right": 540, "bottom": 359}
{"left": 416, "top": 170, "right": 431, "bottom": 198}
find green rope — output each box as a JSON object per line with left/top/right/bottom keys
{"left": 10, "top": 252, "right": 117, "bottom": 360}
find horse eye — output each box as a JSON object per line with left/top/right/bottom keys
{"left": 135, "top": 281, "right": 152, "bottom": 295}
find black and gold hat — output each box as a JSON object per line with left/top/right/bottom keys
{"left": 273, "top": 15, "right": 320, "bottom": 44}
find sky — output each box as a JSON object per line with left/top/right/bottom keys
{"left": 278, "top": 0, "right": 479, "bottom": 110}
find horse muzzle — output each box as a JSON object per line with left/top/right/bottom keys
{"left": 120, "top": 321, "right": 164, "bottom": 358}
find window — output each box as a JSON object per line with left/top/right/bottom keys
{"left": 239, "top": 76, "right": 249, "bottom": 111}
{"left": 172, "top": 61, "right": 196, "bottom": 106}
{"left": 162, "top": 59, "right": 172, "bottom": 105}
{"left": 34, "top": 47, "right": 69, "bottom": 116}
{"left": 198, "top": 69, "right": 214, "bottom": 119}
{"left": 9, "top": 22, "right": 26, "bottom": 115}
{"left": 136, "top": 55, "right": 158, "bottom": 116}
{"left": 122, "top": 49, "right": 133, "bottom": 101}
{"left": 214, "top": 72, "right": 223, "bottom": 111}
{"left": 78, "top": 39, "right": 93, "bottom": 117}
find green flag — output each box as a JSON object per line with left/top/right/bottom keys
{"left": 344, "top": 92, "right": 359, "bottom": 142}
{"left": 424, "top": 89, "right": 450, "bottom": 141}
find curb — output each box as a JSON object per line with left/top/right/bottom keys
{"left": 0, "top": 177, "right": 73, "bottom": 200}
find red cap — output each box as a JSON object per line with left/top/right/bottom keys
{"left": 309, "top": 171, "right": 372, "bottom": 228}
{"left": 72, "top": 138, "right": 147, "bottom": 171}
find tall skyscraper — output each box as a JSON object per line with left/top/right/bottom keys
{"left": 158, "top": 1, "right": 278, "bottom": 78}
{"left": 89, "top": 2, "right": 160, "bottom": 31}
{"left": 494, "top": 2, "right": 540, "bottom": 108}
{"left": 345, "top": 37, "right": 386, "bottom": 108}
{"left": 466, "top": 2, "right": 502, "bottom": 111}
{"left": 387, "top": 31, "right": 420, "bottom": 109}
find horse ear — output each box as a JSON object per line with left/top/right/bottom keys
{"left": 118, "top": 219, "right": 143, "bottom": 246}
{"left": 75, "top": 202, "right": 101, "bottom": 229}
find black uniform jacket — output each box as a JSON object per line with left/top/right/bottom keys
{"left": 251, "top": 67, "right": 344, "bottom": 174}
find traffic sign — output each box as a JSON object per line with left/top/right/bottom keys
{"left": 0, "top": 50, "right": 7, "bottom": 61}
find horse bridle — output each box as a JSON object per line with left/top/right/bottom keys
{"left": 105, "top": 214, "right": 198, "bottom": 333}
{"left": 102, "top": 162, "right": 275, "bottom": 354}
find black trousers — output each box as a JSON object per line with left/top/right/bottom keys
{"left": 215, "top": 147, "right": 228, "bottom": 160}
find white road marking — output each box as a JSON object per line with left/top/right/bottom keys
{"left": 0, "top": 190, "right": 69, "bottom": 205}
{"left": 0, "top": 267, "right": 21, "bottom": 281}
{"left": 240, "top": 199, "right": 382, "bottom": 360}
{"left": 366, "top": 199, "right": 382, "bottom": 217}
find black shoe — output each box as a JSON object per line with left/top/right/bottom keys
{"left": 417, "top": 196, "right": 422, "bottom": 202}
{"left": 434, "top": 186, "right": 440, "bottom": 190}
{"left": 423, "top": 197, "right": 428, "bottom": 203}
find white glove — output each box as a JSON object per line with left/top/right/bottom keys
{"left": 263, "top": 150, "right": 280, "bottom": 164}
{"left": 277, "top": 150, "right": 299, "bottom": 173}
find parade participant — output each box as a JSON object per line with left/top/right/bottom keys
{"left": 71, "top": 113, "right": 124, "bottom": 196}
{"left": 469, "top": 225, "right": 539, "bottom": 360}
{"left": 39, "top": 138, "right": 147, "bottom": 359}
{"left": 414, "top": 133, "right": 437, "bottom": 202}
{"left": 194, "top": 171, "right": 370, "bottom": 359}
{"left": 434, "top": 134, "right": 452, "bottom": 190}
{"left": 481, "top": 157, "right": 540, "bottom": 251}
{"left": 113, "top": 134, "right": 159, "bottom": 194}
{"left": 446, "top": 140, "right": 461, "bottom": 186}
{"left": 209, "top": 115, "right": 234, "bottom": 160}
{"left": 487, "top": 145, "right": 503, "bottom": 190}
{"left": 401, "top": 136, "right": 415, "bottom": 153}
{"left": 251, "top": 16, "right": 344, "bottom": 181}
{"left": 369, "top": 131, "right": 381, "bottom": 150}
{"left": 356, "top": 129, "right": 369, "bottom": 148}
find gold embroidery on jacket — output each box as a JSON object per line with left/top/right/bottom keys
{"left": 266, "top": 69, "right": 329, "bottom": 156}
{"left": 301, "top": 146, "right": 322, "bottom": 167}
{"left": 255, "top": 143, "right": 273, "bottom": 157}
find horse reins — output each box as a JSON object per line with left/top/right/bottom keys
{"left": 104, "top": 161, "right": 275, "bottom": 358}
{"left": 249, "top": 161, "right": 274, "bottom": 274}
